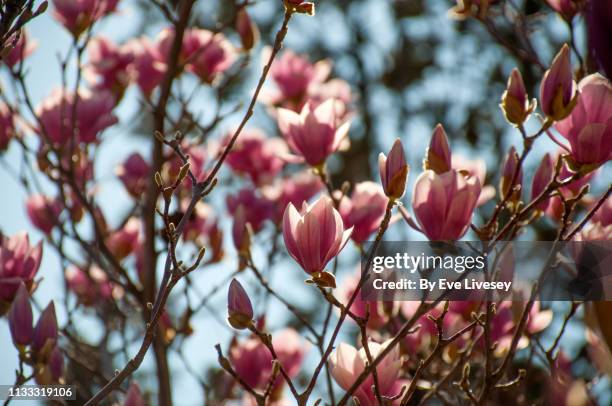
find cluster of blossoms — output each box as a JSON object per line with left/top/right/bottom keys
{"left": 224, "top": 33, "right": 612, "bottom": 403}
{"left": 1, "top": 234, "right": 63, "bottom": 384}
{"left": 0, "top": 0, "right": 611, "bottom": 403}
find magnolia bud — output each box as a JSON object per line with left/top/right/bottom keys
{"left": 499, "top": 147, "right": 523, "bottom": 205}
{"left": 424, "top": 124, "right": 451, "bottom": 174}
{"left": 8, "top": 284, "right": 33, "bottom": 348}
{"left": 32, "top": 302, "right": 58, "bottom": 357}
{"left": 531, "top": 153, "right": 554, "bottom": 211}
{"left": 378, "top": 139, "right": 409, "bottom": 200}
{"left": 500, "top": 68, "right": 536, "bottom": 126}
{"left": 227, "top": 279, "right": 253, "bottom": 330}
{"left": 236, "top": 8, "right": 259, "bottom": 51}
{"left": 540, "top": 44, "right": 578, "bottom": 121}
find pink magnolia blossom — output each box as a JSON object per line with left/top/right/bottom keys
{"left": 116, "top": 152, "right": 150, "bottom": 197}
{"left": 182, "top": 29, "right": 236, "bottom": 84}
{"left": 0, "top": 102, "right": 16, "bottom": 151}
{"left": 87, "top": 36, "right": 134, "bottom": 98}
{"left": 531, "top": 153, "right": 554, "bottom": 211}
{"left": 329, "top": 340, "right": 405, "bottom": 405}
{"left": 282, "top": 196, "right": 353, "bottom": 274}
{"left": 226, "top": 188, "right": 274, "bottom": 232}
{"left": 8, "top": 284, "right": 33, "bottom": 347}
{"left": 0, "top": 233, "right": 42, "bottom": 304}
{"left": 3, "top": 30, "right": 37, "bottom": 67}
{"left": 540, "top": 44, "right": 577, "bottom": 121}
{"left": 412, "top": 170, "right": 481, "bottom": 241}
{"left": 499, "top": 146, "right": 523, "bottom": 203}
{"left": 106, "top": 217, "right": 141, "bottom": 260}
{"left": 65, "top": 266, "right": 116, "bottom": 306}
{"left": 52, "top": 0, "right": 119, "bottom": 37}
{"left": 126, "top": 36, "right": 166, "bottom": 96}
{"left": 339, "top": 181, "right": 388, "bottom": 244}
{"left": 269, "top": 50, "right": 331, "bottom": 101}
{"left": 277, "top": 99, "right": 350, "bottom": 167}
{"left": 555, "top": 73, "right": 612, "bottom": 166}
{"left": 262, "top": 171, "right": 323, "bottom": 222}
{"left": 227, "top": 279, "right": 253, "bottom": 330}
{"left": 501, "top": 68, "right": 535, "bottom": 126}
{"left": 36, "top": 88, "right": 118, "bottom": 145}
{"left": 230, "top": 328, "right": 308, "bottom": 391}
{"left": 546, "top": 0, "right": 584, "bottom": 20}
{"left": 379, "top": 139, "right": 408, "bottom": 200}
{"left": 224, "top": 129, "right": 287, "bottom": 185}
{"left": 26, "top": 195, "right": 63, "bottom": 234}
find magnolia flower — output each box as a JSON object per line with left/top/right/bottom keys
{"left": 65, "top": 266, "right": 116, "bottom": 306}
{"left": 531, "top": 153, "right": 555, "bottom": 211}
{"left": 329, "top": 340, "right": 404, "bottom": 405}
{"left": 52, "top": 0, "right": 119, "bottom": 37}
{"left": 126, "top": 36, "right": 166, "bottom": 96}
{"left": 36, "top": 88, "right": 118, "bottom": 145}
{"left": 116, "top": 152, "right": 150, "bottom": 197}
{"left": 25, "top": 195, "right": 62, "bottom": 235}
{"left": 412, "top": 170, "right": 481, "bottom": 240}
{"left": 226, "top": 188, "right": 274, "bottom": 233}
{"left": 339, "top": 182, "right": 388, "bottom": 244}
{"left": 270, "top": 50, "right": 330, "bottom": 100}
{"left": 231, "top": 328, "right": 308, "bottom": 390}
{"left": 379, "top": 139, "right": 408, "bottom": 200}
{"left": 224, "top": 129, "right": 287, "bottom": 185}
{"left": 106, "top": 218, "right": 141, "bottom": 260}
{"left": 181, "top": 29, "right": 236, "bottom": 84}
{"left": 8, "top": 284, "right": 33, "bottom": 347}
{"left": 540, "top": 44, "right": 577, "bottom": 121}
{"left": 262, "top": 172, "right": 323, "bottom": 222}
{"left": 87, "top": 36, "right": 134, "bottom": 97}
{"left": 555, "top": 73, "right": 612, "bottom": 166}
{"left": 277, "top": 99, "right": 350, "bottom": 167}
{"left": 3, "top": 30, "right": 37, "bottom": 67}
{"left": 282, "top": 196, "right": 352, "bottom": 275}
{"left": 0, "top": 233, "right": 42, "bottom": 304}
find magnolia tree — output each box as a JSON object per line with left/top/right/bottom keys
{"left": 0, "top": 0, "right": 611, "bottom": 404}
